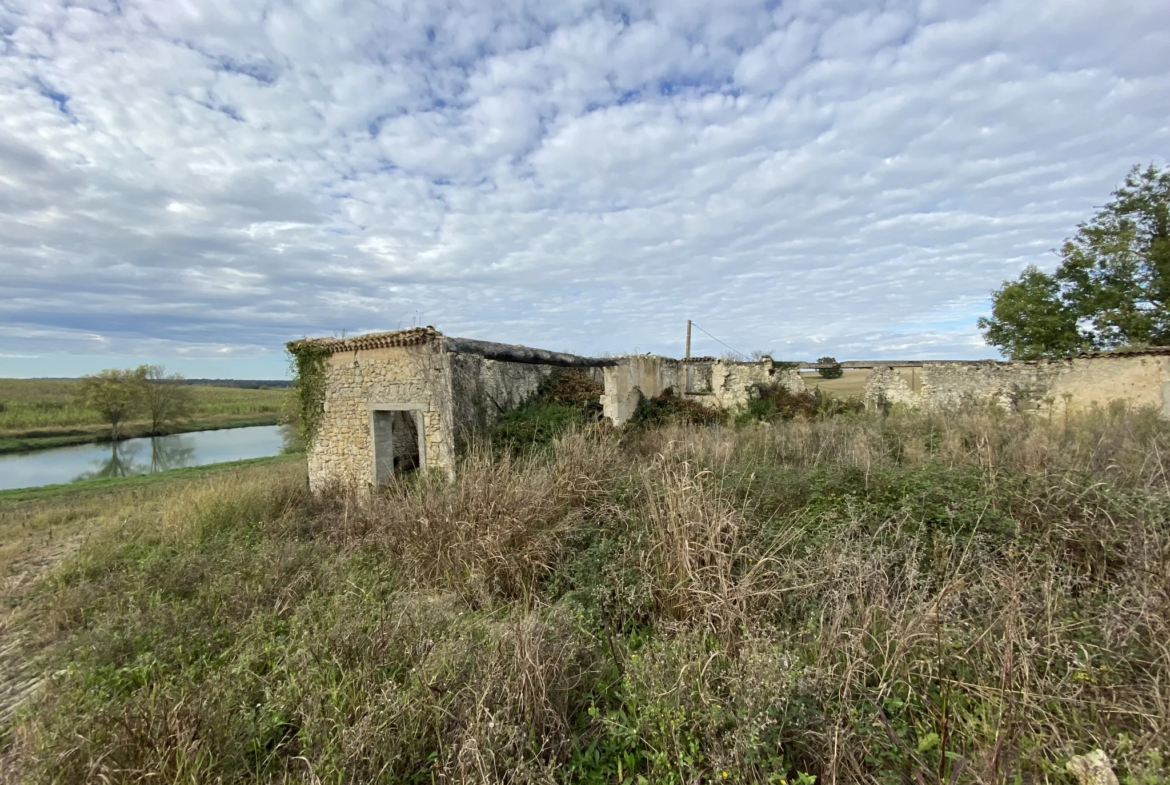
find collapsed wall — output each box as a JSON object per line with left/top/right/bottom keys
{"left": 864, "top": 350, "right": 1170, "bottom": 417}
{"left": 602, "top": 355, "right": 806, "bottom": 425}
{"left": 296, "top": 326, "right": 1169, "bottom": 494}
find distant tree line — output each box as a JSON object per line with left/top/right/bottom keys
{"left": 183, "top": 379, "right": 292, "bottom": 389}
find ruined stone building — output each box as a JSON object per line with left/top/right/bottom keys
{"left": 290, "top": 327, "right": 1169, "bottom": 491}
{"left": 289, "top": 327, "right": 806, "bottom": 490}
{"left": 602, "top": 354, "right": 805, "bottom": 423}
{"left": 290, "top": 328, "right": 604, "bottom": 490}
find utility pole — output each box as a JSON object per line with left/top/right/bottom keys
{"left": 685, "top": 320, "right": 692, "bottom": 360}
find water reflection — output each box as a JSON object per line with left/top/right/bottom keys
{"left": 0, "top": 425, "right": 285, "bottom": 492}
{"left": 73, "top": 435, "right": 197, "bottom": 482}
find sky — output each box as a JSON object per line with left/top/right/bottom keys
{"left": 1, "top": 0, "right": 1168, "bottom": 379}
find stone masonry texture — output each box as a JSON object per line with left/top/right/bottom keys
{"left": 864, "top": 355, "right": 1170, "bottom": 417}
{"left": 302, "top": 329, "right": 1168, "bottom": 492}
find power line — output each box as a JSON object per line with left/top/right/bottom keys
{"left": 689, "top": 322, "right": 749, "bottom": 361}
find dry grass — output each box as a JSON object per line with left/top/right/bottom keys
{"left": 336, "top": 431, "right": 624, "bottom": 607}
{"left": 5, "top": 407, "right": 1170, "bottom": 783}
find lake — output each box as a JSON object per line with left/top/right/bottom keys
{"left": 0, "top": 425, "right": 286, "bottom": 492}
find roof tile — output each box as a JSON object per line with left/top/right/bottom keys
{"left": 289, "top": 327, "right": 440, "bottom": 354}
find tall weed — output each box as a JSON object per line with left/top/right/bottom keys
{"left": 8, "top": 407, "right": 1170, "bottom": 783}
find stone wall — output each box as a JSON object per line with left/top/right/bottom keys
{"left": 602, "top": 356, "right": 807, "bottom": 425}
{"left": 309, "top": 343, "right": 610, "bottom": 490}
{"left": 448, "top": 354, "right": 603, "bottom": 452}
{"left": 603, "top": 356, "right": 685, "bottom": 424}
{"left": 1053, "top": 354, "right": 1170, "bottom": 415}
{"left": 710, "top": 360, "right": 806, "bottom": 410}
{"left": 307, "top": 343, "right": 451, "bottom": 491}
{"left": 865, "top": 354, "right": 1170, "bottom": 417}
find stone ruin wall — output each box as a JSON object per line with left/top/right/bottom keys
{"left": 448, "top": 353, "right": 603, "bottom": 452}
{"left": 307, "top": 331, "right": 1169, "bottom": 494}
{"left": 865, "top": 354, "right": 1170, "bottom": 417}
{"left": 603, "top": 355, "right": 806, "bottom": 424}
{"left": 711, "top": 360, "right": 806, "bottom": 409}
{"left": 307, "top": 343, "right": 452, "bottom": 491}
{"left": 308, "top": 344, "right": 609, "bottom": 489}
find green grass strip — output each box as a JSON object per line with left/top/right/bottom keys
{"left": 0, "top": 453, "right": 303, "bottom": 503}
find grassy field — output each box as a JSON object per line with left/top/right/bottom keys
{"left": 3, "top": 399, "right": 1168, "bottom": 783}
{"left": 0, "top": 379, "right": 288, "bottom": 432}
{"left": 0, "top": 379, "right": 289, "bottom": 454}
{"left": 801, "top": 368, "right": 929, "bottom": 398}
{"left": 0, "top": 456, "right": 304, "bottom": 739}
{"left": 801, "top": 368, "right": 871, "bottom": 397}
{"left": 0, "top": 455, "right": 302, "bottom": 575}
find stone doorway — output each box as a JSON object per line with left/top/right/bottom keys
{"left": 370, "top": 405, "right": 425, "bottom": 488}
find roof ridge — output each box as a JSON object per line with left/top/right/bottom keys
{"left": 288, "top": 326, "right": 441, "bottom": 353}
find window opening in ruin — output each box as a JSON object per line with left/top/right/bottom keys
{"left": 372, "top": 407, "right": 423, "bottom": 488}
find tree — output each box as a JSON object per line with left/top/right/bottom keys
{"left": 138, "top": 364, "right": 193, "bottom": 433}
{"left": 977, "top": 266, "right": 1083, "bottom": 360}
{"left": 980, "top": 163, "right": 1170, "bottom": 358}
{"left": 816, "top": 356, "right": 844, "bottom": 379}
{"left": 76, "top": 368, "right": 146, "bottom": 440}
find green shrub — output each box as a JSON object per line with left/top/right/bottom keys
{"left": 816, "top": 356, "right": 844, "bottom": 379}
{"left": 628, "top": 387, "right": 723, "bottom": 428}
{"left": 738, "top": 383, "right": 864, "bottom": 424}
{"left": 491, "top": 369, "right": 603, "bottom": 451}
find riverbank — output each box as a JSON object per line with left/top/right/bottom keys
{"left": 0, "top": 452, "right": 302, "bottom": 503}
{"left": 0, "top": 377, "right": 286, "bottom": 443}
{"left": 0, "top": 413, "right": 281, "bottom": 455}
{"left": 0, "top": 456, "right": 306, "bottom": 734}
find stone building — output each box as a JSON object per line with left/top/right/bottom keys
{"left": 602, "top": 354, "right": 806, "bottom": 424}
{"left": 293, "top": 326, "right": 1168, "bottom": 492}
{"left": 862, "top": 347, "right": 1170, "bottom": 417}
{"left": 290, "top": 328, "right": 809, "bottom": 490}
{"left": 290, "top": 328, "right": 610, "bottom": 491}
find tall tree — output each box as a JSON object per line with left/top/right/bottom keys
{"left": 139, "top": 364, "right": 193, "bottom": 433}
{"left": 76, "top": 368, "right": 146, "bottom": 440}
{"left": 979, "top": 163, "right": 1170, "bottom": 357}
{"left": 977, "top": 266, "right": 1083, "bottom": 360}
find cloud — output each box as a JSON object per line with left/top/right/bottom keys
{"left": 1, "top": 0, "right": 1168, "bottom": 376}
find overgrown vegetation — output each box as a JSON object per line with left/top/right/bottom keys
{"left": 628, "top": 386, "right": 722, "bottom": 428}
{"left": 286, "top": 341, "right": 332, "bottom": 445}
{"left": 737, "top": 383, "right": 865, "bottom": 423}
{"left": 5, "top": 406, "right": 1170, "bottom": 783}
{"left": 491, "top": 369, "right": 604, "bottom": 449}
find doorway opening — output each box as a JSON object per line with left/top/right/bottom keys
{"left": 371, "top": 406, "right": 424, "bottom": 488}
